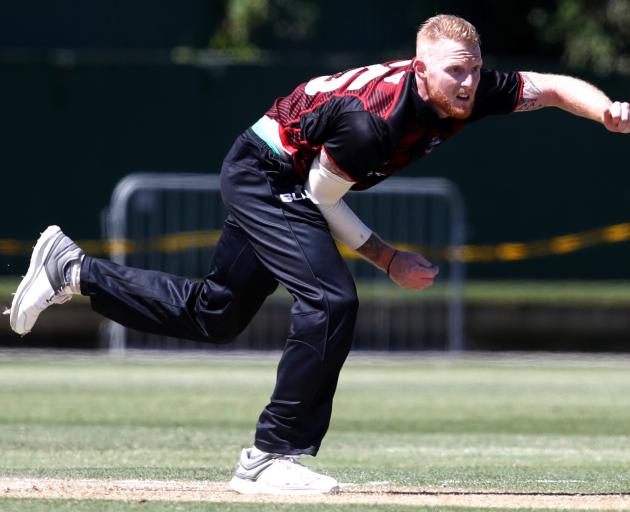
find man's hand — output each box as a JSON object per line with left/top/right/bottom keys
{"left": 603, "top": 101, "right": 630, "bottom": 133}
{"left": 388, "top": 250, "right": 439, "bottom": 290}
{"left": 355, "top": 234, "right": 438, "bottom": 290}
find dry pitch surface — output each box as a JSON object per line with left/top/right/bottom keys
{"left": 3, "top": 478, "right": 630, "bottom": 509}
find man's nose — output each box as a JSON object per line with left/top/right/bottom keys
{"left": 461, "top": 73, "right": 475, "bottom": 88}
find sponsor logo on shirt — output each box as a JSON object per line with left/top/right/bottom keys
{"left": 278, "top": 189, "right": 314, "bottom": 203}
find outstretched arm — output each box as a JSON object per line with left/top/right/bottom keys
{"left": 515, "top": 71, "right": 630, "bottom": 133}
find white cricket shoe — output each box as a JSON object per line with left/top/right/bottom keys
{"left": 229, "top": 447, "right": 339, "bottom": 495}
{"left": 6, "top": 225, "right": 84, "bottom": 335}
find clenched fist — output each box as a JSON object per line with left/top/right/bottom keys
{"left": 388, "top": 250, "right": 439, "bottom": 290}
{"left": 603, "top": 101, "right": 630, "bottom": 133}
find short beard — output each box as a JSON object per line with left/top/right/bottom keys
{"left": 427, "top": 81, "right": 473, "bottom": 119}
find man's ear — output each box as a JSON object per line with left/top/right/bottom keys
{"left": 414, "top": 58, "right": 427, "bottom": 79}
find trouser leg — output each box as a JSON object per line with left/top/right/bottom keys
{"left": 221, "top": 130, "right": 359, "bottom": 456}
{"left": 81, "top": 216, "right": 278, "bottom": 343}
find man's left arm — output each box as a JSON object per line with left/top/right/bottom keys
{"left": 515, "top": 72, "right": 630, "bottom": 133}
{"left": 306, "top": 150, "right": 438, "bottom": 290}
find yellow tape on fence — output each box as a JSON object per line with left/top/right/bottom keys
{"left": 1, "top": 222, "right": 629, "bottom": 263}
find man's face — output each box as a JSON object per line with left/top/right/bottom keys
{"left": 416, "top": 39, "right": 482, "bottom": 119}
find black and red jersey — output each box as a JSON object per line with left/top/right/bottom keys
{"left": 263, "top": 58, "right": 523, "bottom": 190}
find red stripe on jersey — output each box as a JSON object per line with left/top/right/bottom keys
{"left": 268, "top": 60, "right": 413, "bottom": 152}
{"left": 259, "top": 61, "right": 522, "bottom": 190}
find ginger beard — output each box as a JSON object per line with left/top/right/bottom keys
{"left": 426, "top": 76, "right": 474, "bottom": 119}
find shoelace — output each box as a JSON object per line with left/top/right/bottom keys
{"left": 46, "top": 287, "right": 73, "bottom": 305}
{"left": 273, "top": 456, "right": 321, "bottom": 481}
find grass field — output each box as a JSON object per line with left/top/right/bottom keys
{"left": 3, "top": 277, "right": 630, "bottom": 305}
{"left": 2, "top": 352, "right": 630, "bottom": 511}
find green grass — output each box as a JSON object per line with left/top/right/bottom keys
{"left": 1, "top": 500, "right": 589, "bottom": 512}
{"left": 458, "top": 280, "right": 630, "bottom": 305}
{"left": 2, "top": 353, "right": 630, "bottom": 511}
{"left": 0, "top": 277, "right": 19, "bottom": 304}
{"left": 354, "top": 279, "right": 630, "bottom": 305}
{"left": 3, "top": 277, "right": 630, "bottom": 305}
{"left": 0, "top": 500, "right": 599, "bottom": 512}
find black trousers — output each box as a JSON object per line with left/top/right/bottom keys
{"left": 81, "top": 129, "right": 359, "bottom": 455}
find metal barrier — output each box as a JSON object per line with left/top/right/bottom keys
{"left": 103, "top": 173, "right": 466, "bottom": 353}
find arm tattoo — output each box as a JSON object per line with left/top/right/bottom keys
{"left": 515, "top": 73, "right": 544, "bottom": 112}
{"left": 356, "top": 234, "right": 383, "bottom": 260}
{"left": 356, "top": 233, "right": 391, "bottom": 270}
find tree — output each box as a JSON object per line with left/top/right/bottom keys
{"left": 210, "top": 0, "right": 319, "bottom": 52}
{"left": 529, "top": 0, "right": 630, "bottom": 75}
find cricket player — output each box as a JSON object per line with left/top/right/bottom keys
{"left": 7, "top": 15, "right": 630, "bottom": 495}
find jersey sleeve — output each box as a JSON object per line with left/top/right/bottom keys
{"left": 468, "top": 69, "right": 523, "bottom": 121}
{"left": 320, "top": 111, "right": 391, "bottom": 182}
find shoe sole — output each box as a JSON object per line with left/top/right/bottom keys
{"left": 229, "top": 475, "right": 339, "bottom": 496}
{"left": 10, "top": 226, "right": 62, "bottom": 335}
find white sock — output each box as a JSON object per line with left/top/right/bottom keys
{"left": 64, "top": 256, "right": 84, "bottom": 295}
{"left": 250, "top": 446, "right": 270, "bottom": 458}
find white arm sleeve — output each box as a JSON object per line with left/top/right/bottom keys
{"left": 305, "top": 155, "right": 373, "bottom": 250}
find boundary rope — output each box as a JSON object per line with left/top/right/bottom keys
{"left": 0, "top": 222, "right": 628, "bottom": 263}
